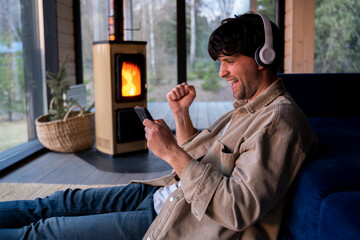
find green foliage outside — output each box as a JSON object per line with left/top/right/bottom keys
{"left": 1, "top": 0, "right": 359, "bottom": 154}
{"left": 0, "top": 50, "right": 25, "bottom": 121}
{"left": 185, "top": 2, "right": 223, "bottom": 92}
{"left": 186, "top": 0, "right": 277, "bottom": 93}
{"left": 188, "top": 60, "right": 221, "bottom": 91}
{"left": 257, "top": 0, "right": 276, "bottom": 21}
{"left": 1, "top": 0, "right": 359, "bottom": 121}
{"left": 201, "top": 61, "right": 221, "bottom": 91}
{"left": 314, "top": 0, "right": 360, "bottom": 73}
{"left": 0, "top": 119, "right": 27, "bottom": 152}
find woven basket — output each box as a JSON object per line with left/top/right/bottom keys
{"left": 35, "top": 105, "right": 95, "bottom": 153}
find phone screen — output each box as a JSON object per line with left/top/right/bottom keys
{"left": 134, "top": 107, "right": 154, "bottom": 122}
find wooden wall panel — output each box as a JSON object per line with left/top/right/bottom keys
{"left": 57, "top": 2, "right": 73, "bottom": 20}
{"left": 58, "top": 0, "right": 72, "bottom": 7}
{"left": 284, "top": 0, "right": 315, "bottom": 73}
{"left": 56, "top": 0, "right": 77, "bottom": 85}
{"left": 57, "top": 18, "right": 74, "bottom": 35}
{"left": 58, "top": 32, "right": 75, "bottom": 48}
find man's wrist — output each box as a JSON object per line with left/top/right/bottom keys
{"left": 173, "top": 109, "right": 192, "bottom": 125}
{"left": 172, "top": 107, "right": 190, "bottom": 117}
{"left": 165, "top": 146, "right": 192, "bottom": 177}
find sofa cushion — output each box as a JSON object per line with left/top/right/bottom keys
{"left": 281, "top": 118, "right": 360, "bottom": 239}
{"left": 319, "top": 191, "right": 360, "bottom": 240}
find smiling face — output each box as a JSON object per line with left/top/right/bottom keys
{"left": 218, "top": 54, "right": 269, "bottom": 101}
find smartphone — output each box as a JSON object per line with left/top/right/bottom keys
{"left": 134, "top": 106, "right": 154, "bottom": 122}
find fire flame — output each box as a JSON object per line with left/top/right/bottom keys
{"left": 121, "top": 61, "right": 141, "bottom": 97}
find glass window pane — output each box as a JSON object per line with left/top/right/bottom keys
{"left": 0, "top": 0, "right": 45, "bottom": 153}
{"left": 81, "top": 1, "right": 278, "bottom": 104}
{"left": 80, "top": 0, "right": 177, "bottom": 103}
{"left": 80, "top": 0, "right": 108, "bottom": 106}
{"left": 186, "top": 0, "right": 276, "bottom": 102}
{"left": 314, "top": 0, "right": 360, "bottom": 73}
{"left": 132, "top": 0, "right": 177, "bottom": 102}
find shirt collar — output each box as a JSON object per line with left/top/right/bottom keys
{"left": 232, "top": 78, "right": 286, "bottom": 114}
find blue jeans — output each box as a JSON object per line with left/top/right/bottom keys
{"left": 0, "top": 183, "right": 158, "bottom": 240}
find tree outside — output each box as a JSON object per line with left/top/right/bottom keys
{"left": 78, "top": 0, "right": 360, "bottom": 103}
{"left": 314, "top": 0, "right": 360, "bottom": 73}
{"left": 0, "top": 0, "right": 27, "bottom": 152}
{"left": 1, "top": 0, "right": 359, "bottom": 154}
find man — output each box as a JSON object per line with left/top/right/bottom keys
{"left": 0, "top": 12, "right": 317, "bottom": 239}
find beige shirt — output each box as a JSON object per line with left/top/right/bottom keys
{"left": 140, "top": 79, "right": 318, "bottom": 240}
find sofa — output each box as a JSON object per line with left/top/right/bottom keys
{"left": 1, "top": 74, "right": 359, "bottom": 239}
{"left": 279, "top": 73, "right": 360, "bottom": 239}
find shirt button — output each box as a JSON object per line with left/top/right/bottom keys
{"left": 169, "top": 197, "right": 174, "bottom": 202}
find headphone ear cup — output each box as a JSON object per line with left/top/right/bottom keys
{"left": 255, "top": 45, "right": 264, "bottom": 67}
{"left": 256, "top": 13, "right": 276, "bottom": 67}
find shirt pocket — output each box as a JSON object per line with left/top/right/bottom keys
{"left": 215, "top": 141, "right": 240, "bottom": 177}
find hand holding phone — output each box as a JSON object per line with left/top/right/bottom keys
{"left": 134, "top": 106, "right": 154, "bottom": 122}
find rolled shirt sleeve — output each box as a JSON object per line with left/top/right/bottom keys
{"left": 181, "top": 160, "right": 223, "bottom": 221}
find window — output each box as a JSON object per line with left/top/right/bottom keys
{"left": 186, "top": 0, "right": 276, "bottom": 101}
{"left": 0, "top": 0, "right": 46, "bottom": 166}
{"left": 81, "top": 0, "right": 277, "bottom": 103}
{"left": 132, "top": 0, "right": 177, "bottom": 102}
{"left": 314, "top": 0, "right": 360, "bottom": 73}
{"left": 80, "top": 0, "right": 177, "bottom": 103}
{"left": 80, "top": 0, "right": 108, "bottom": 105}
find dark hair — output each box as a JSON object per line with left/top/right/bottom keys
{"left": 208, "top": 12, "right": 284, "bottom": 74}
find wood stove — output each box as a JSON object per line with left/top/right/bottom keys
{"left": 93, "top": 0, "right": 147, "bottom": 155}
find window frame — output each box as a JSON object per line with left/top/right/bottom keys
{"left": 0, "top": 0, "right": 284, "bottom": 170}
{"left": 2, "top": 0, "right": 359, "bottom": 172}
{"left": 0, "top": 0, "right": 59, "bottom": 171}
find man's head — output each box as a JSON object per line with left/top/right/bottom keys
{"left": 208, "top": 12, "right": 284, "bottom": 74}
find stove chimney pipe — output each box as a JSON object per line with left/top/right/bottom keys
{"left": 108, "top": 0, "right": 124, "bottom": 41}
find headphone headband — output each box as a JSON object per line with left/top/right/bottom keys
{"left": 255, "top": 13, "right": 276, "bottom": 66}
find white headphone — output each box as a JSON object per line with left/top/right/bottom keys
{"left": 254, "top": 13, "right": 276, "bottom": 66}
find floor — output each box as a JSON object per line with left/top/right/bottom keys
{"left": 0, "top": 101, "right": 233, "bottom": 185}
